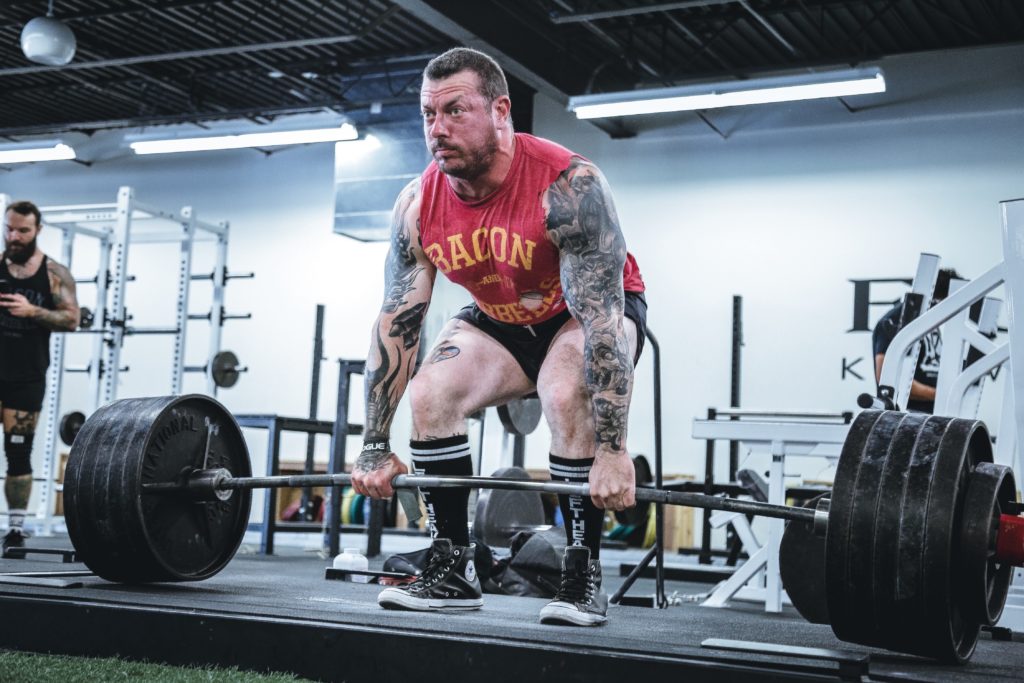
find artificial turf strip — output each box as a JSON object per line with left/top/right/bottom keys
{"left": 0, "top": 650, "right": 313, "bottom": 682}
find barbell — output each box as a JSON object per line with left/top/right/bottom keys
{"left": 62, "top": 395, "right": 1024, "bottom": 664}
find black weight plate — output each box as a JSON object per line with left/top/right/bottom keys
{"left": 78, "top": 306, "right": 94, "bottom": 329}
{"left": 924, "top": 419, "right": 991, "bottom": 662}
{"left": 780, "top": 493, "right": 830, "bottom": 625}
{"left": 888, "top": 415, "right": 957, "bottom": 659}
{"left": 825, "top": 409, "right": 882, "bottom": 642}
{"left": 211, "top": 350, "right": 240, "bottom": 388}
{"left": 843, "top": 410, "right": 906, "bottom": 639}
{"left": 496, "top": 397, "right": 542, "bottom": 436}
{"left": 869, "top": 412, "right": 932, "bottom": 647}
{"left": 897, "top": 417, "right": 987, "bottom": 662}
{"left": 64, "top": 395, "right": 251, "bottom": 583}
{"left": 958, "top": 462, "right": 1015, "bottom": 625}
{"left": 473, "top": 466, "right": 545, "bottom": 547}
{"left": 59, "top": 410, "right": 86, "bottom": 446}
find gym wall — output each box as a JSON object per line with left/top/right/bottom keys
{"left": 531, "top": 42, "right": 1024, "bottom": 484}
{"left": 1, "top": 42, "right": 1021, "bottom": 518}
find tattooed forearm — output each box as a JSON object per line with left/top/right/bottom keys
{"left": 364, "top": 322, "right": 420, "bottom": 437}
{"left": 546, "top": 159, "right": 633, "bottom": 454}
{"left": 363, "top": 177, "right": 433, "bottom": 439}
{"left": 32, "top": 308, "right": 78, "bottom": 331}
{"left": 390, "top": 303, "right": 428, "bottom": 349}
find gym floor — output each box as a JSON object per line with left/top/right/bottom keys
{"left": 1, "top": 533, "right": 1021, "bottom": 682}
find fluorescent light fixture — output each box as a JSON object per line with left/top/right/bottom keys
{"left": 335, "top": 134, "right": 382, "bottom": 164}
{"left": 130, "top": 123, "right": 358, "bottom": 155}
{"left": 568, "top": 67, "right": 885, "bottom": 119}
{"left": 0, "top": 142, "right": 76, "bottom": 163}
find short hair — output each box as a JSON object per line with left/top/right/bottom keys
{"left": 423, "top": 47, "right": 509, "bottom": 102}
{"left": 934, "top": 267, "right": 962, "bottom": 300}
{"left": 6, "top": 200, "right": 41, "bottom": 228}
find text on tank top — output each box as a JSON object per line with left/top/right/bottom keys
{"left": 418, "top": 133, "right": 644, "bottom": 326}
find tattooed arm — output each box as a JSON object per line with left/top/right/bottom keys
{"left": 545, "top": 158, "right": 635, "bottom": 509}
{"left": 353, "top": 178, "right": 436, "bottom": 497}
{"left": 0, "top": 259, "right": 79, "bottom": 331}
{"left": 39, "top": 260, "right": 80, "bottom": 331}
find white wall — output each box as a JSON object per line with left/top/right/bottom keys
{"left": 4, "top": 43, "right": 1023, "bottom": 521}
{"left": 532, "top": 43, "right": 1024, "bottom": 482}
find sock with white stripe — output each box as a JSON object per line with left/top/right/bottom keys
{"left": 410, "top": 435, "right": 473, "bottom": 546}
{"left": 549, "top": 454, "right": 603, "bottom": 560}
{"left": 7, "top": 509, "right": 26, "bottom": 532}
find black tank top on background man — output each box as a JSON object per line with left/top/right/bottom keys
{"left": 0, "top": 256, "right": 54, "bottom": 381}
{"left": 872, "top": 303, "right": 940, "bottom": 413}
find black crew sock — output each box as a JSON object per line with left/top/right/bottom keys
{"left": 410, "top": 435, "right": 473, "bottom": 547}
{"left": 549, "top": 454, "right": 604, "bottom": 560}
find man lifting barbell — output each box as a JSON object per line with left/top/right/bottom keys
{"left": 350, "top": 47, "right": 647, "bottom": 626}
{"left": 0, "top": 200, "right": 79, "bottom": 554}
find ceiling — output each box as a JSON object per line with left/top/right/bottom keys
{"left": 0, "top": 0, "right": 1020, "bottom": 139}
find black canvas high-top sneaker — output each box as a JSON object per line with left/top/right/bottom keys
{"left": 539, "top": 546, "right": 608, "bottom": 626}
{"left": 378, "top": 538, "right": 483, "bottom": 611}
{"left": 2, "top": 528, "right": 28, "bottom": 557}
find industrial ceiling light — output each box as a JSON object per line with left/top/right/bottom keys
{"left": 334, "top": 134, "right": 382, "bottom": 165}
{"left": 130, "top": 123, "right": 359, "bottom": 155}
{"left": 20, "top": 0, "right": 76, "bottom": 66}
{"left": 0, "top": 142, "right": 76, "bottom": 164}
{"left": 567, "top": 67, "right": 885, "bottom": 119}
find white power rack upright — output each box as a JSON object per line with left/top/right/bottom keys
{"left": 0, "top": 186, "right": 249, "bottom": 534}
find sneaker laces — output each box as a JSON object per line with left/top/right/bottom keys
{"left": 554, "top": 563, "right": 597, "bottom": 606}
{"left": 408, "top": 548, "right": 455, "bottom": 590}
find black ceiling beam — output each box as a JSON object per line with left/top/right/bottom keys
{"left": 392, "top": 0, "right": 635, "bottom": 138}
{"left": 408, "top": 0, "right": 595, "bottom": 97}
{"left": 0, "top": 0, "right": 217, "bottom": 28}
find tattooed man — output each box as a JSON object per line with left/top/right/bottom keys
{"left": 0, "top": 201, "right": 79, "bottom": 554}
{"left": 351, "top": 48, "right": 647, "bottom": 626}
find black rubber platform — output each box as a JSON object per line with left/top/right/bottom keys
{"left": 1, "top": 536, "right": 1022, "bottom": 682}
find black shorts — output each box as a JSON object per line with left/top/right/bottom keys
{"left": 453, "top": 291, "right": 648, "bottom": 384}
{"left": 0, "top": 378, "right": 46, "bottom": 413}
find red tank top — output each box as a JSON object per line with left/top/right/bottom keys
{"left": 419, "top": 133, "right": 644, "bottom": 325}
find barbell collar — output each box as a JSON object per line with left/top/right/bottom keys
{"left": 997, "top": 514, "right": 1024, "bottom": 565}
{"left": 145, "top": 470, "right": 817, "bottom": 525}
{"left": 814, "top": 497, "right": 831, "bottom": 536}
{"left": 185, "top": 468, "right": 234, "bottom": 501}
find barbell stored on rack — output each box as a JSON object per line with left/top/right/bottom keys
{"left": 62, "top": 395, "right": 1023, "bottom": 663}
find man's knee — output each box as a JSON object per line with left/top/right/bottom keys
{"left": 540, "top": 381, "right": 590, "bottom": 440}
{"left": 409, "top": 371, "right": 461, "bottom": 428}
{"left": 5, "top": 432, "right": 34, "bottom": 476}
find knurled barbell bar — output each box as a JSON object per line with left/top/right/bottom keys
{"left": 62, "top": 395, "right": 1024, "bottom": 664}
